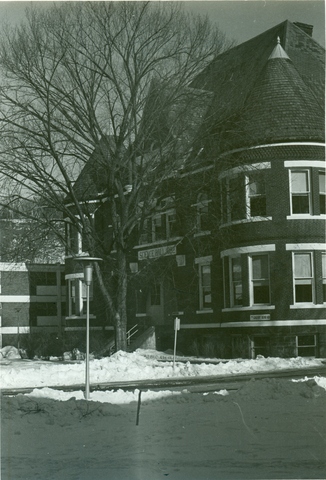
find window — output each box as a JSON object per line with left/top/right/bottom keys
{"left": 220, "top": 168, "right": 268, "bottom": 224}
{"left": 246, "top": 173, "right": 266, "bottom": 217}
{"left": 293, "top": 253, "right": 314, "bottom": 303}
{"left": 140, "top": 197, "right": 178, "bottom": 244}
{"left": 322, "top": 253, "right": 326, "bottom": 303}
{"left": 150, "top": 283, "right": 161, "bottom": 306}
{"left": 250, "top": 254, "right": 270, "bottom": 305}
{"left": 290, "top": 170, "right": 311, "bottom": 214}
{"left": 196, "top": 193, "right": 210, "bottom": 232}
{"left": 296, "top": 335, "right": 317, "bottom": 357}
{"left": 230, "top": 257, "right": 242, "bottom": 306}
{"left": 152, "top": 215, "right": 165, "bottom": 242}
{"left": 139, "top": 219, "right": 150, "bottom": 244}
{"left": 251, "top": 336, "right": 270, "bottom": 358}
{"left": 166, "top": 211, "right": 177, "bottom": 239}
{"left": 199, "top": 264, "right": 212, "bottom": 310}
{"left": 319, "top": 171, "right": 326, "bottom": 215}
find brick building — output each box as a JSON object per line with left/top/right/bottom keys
{"left": 65, "top": 20, "right": 325, "bottom": 358}
{"left": 0, "top": 262, "right": 65, "bottom": 348}
{"left": 0, "top": 210, "right": 66, "bottom": 348}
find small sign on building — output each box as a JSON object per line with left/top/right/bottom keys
{"left": 250, "top": 314, "right": 271, "bottom": 321}
{"left": 138, "top": 245, "right": 177, "bottom": 261}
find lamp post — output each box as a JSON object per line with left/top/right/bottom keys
{"left": 75, "top": 256, "right": 102, "bottom": 400}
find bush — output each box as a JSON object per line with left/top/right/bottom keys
{"left": 189, "top": 336, "right": 228, "bottom": 359}
{"left": 21, "top": 332, "right": 64, "bottom": 359}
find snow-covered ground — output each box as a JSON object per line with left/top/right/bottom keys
{"left": 2, "top": 347, "right": 326, "bottom": 479}
{"left": 1, "top": 346, "right": 325, "bottom": 403}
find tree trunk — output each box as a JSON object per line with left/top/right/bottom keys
{"left": 115, "top": 250, "right": 128, "bottom": 351}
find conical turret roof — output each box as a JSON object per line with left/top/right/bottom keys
{"left": 220, "top": 36, "right": 324, "bottom": 151}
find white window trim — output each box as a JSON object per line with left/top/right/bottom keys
{"left": 221, "top": 245, "right": 275, "bottom": 258}
{"left": 220, "top": 217, "right": 272, "bottom": 228}
{"left": 195, "top": 256, "right": 213, "bottom": 264}
{"left": 285, "top": 160, "right": 325, "bottom": 169}
{"left": 289, "top": 304, "right": 325, "bottom": 309}
{"left": 222, "top": 305, "right": 275, "bottom": 312}
{"left": 286, "top": 244, "right": 325, "bottom": 250}
{"left": 286, "top": 214, "right": 326, "bottom": 220}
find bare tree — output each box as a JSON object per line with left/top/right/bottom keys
{"left": 0, "top": 1, "right": 229, "bottom": 350}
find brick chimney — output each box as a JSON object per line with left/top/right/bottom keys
{"left": 293, "top": 22, "right": 313, "bottom": 37}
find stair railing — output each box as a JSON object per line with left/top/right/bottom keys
{"left": 127, "top": 324, "right": 139, "bottom": 346}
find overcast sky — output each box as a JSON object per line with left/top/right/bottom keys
{"left": 0, "top": 1, "right": 324, "bottom": 47}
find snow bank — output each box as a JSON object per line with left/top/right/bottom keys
{"left": 25, "top": 387, "right": 183, "bottom": 404}
{"left": 1, "top": 347, "right": 324, "bottom": 390}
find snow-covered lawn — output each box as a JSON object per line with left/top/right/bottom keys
{"left": 1, "top": 347, "right": 324, "bottom": 397}
{"left": 1, "top": 347, "right": 326, "bottom": 479}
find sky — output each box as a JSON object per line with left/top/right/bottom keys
{"left": 0, "top": 1, "right": 324, "bottom": 47}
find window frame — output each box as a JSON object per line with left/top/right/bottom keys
{"left": 219, "top": 163, "right": 271, "bottom": 226}
{"left": 245, "top": 172, "right": 267, "bottom": 219}
{"left": 296, "top": 334, "right": 317, "bottom": 357}
{"left": 289, "top": 169, "right": 312, "bottom": 215}
{"left": 322, "top": 253, "right": 326, "bottom": 304}
{"left": 195, "top": 193, "right": 211, "bottom": 233}
{"left": 249, "top": 254, "right": 271, "bottom": 306}
{"left": 195, "top": 256, "right": 213, "bottom": 313}
{"left": 292, "top": 252, "right": 315, "bottom": 304}
{"left": 319, "top": 170, "right": 326, "bottom": 215}
{"left": 228, "top": 256, "right": 243, "bottom": 307}
{"left": 251, "top": 336, "right": 270, "bottom": 359}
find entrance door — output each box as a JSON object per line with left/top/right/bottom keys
{"left": 147, "top": 282, "right": 164, "bottom": 325}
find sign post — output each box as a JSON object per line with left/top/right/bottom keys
{"left": 173, "top": 317, "right": 181, "bottom": 370}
